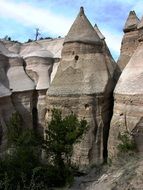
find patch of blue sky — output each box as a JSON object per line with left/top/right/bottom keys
{"left": 0, "top": 0, "right": 143, "bottom": 60}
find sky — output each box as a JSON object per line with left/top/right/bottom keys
{"left": 0, "top": 0, "right": 143, "bottom": 60}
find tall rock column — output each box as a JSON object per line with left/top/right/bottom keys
{"left": 117, "top": 11, "right": 140, "bottom": 71}
{"left": 24, "top": 49, "right": 54, "bottom": 132}
{"left": 46, "top": 7, "right": 118, "bottom": 169}
{"left": 7, "top": 55, "right": 35, "bottom": 129}
{"left": 109, "top": 18, "right": 143, "bottom": 156}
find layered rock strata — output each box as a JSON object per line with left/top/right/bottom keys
{"left": 46, "top": 7, "right": 118, "bottom": 169}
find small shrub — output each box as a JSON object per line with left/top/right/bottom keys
{"left": 0, "top": 112, "right": 44, "bottom": 189}
{"left": 117, "top": 131, "right": 136, "bottom": 152}
{"left": 43, "top": 108, "right": 88, "bottom": 186}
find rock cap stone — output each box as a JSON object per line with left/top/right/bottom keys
{"left": 7, "top": 56, "right": 35, "bottom": 92}
{"left": 64, "top": 7, "right": 102, "bottom": 45}
{"left": 123, "top": 11, "right": 140, "bottom": 32}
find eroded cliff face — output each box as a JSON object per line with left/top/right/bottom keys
{"left": 0, "top": 53, "right": 15, "bottom": 153}
{"left": 2, "top": 7, "right": 143, "bottom": 173}
{"left": 24, "top": 51, "right": 54, "bottom": 131}
{"left": 0, "top": 8, "right": 119, "bottom": 169}
{"left": 1, "top": 7, "right": 143, "bottom": 189}
{"left": 109, "top": 23, "right": 143, "bottom": 157}
{"left": 0, "top": 38, "right": 63, "bottom": 153}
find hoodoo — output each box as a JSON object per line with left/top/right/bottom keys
{"left": 24, "top": 48, "right": 54, "bottom": 131}
{"left": 109, "top": 17, "right": 143, "bottom": 156}
{"left": 7, "top": 55, "right": 35, "bottom": 129}
{"left": 117, "top": 11, "right": 140, "bottom": 71}
{"left": 46, "top": 7, "right": 118, "bottom": 169}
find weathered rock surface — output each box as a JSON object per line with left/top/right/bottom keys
{"left": 117, "top": 11, "right": 140, "bottom": 71}
{"left": 7, "top": 55, "right": 35, "bottom": 129}
{"left": 0, "top": 38, "right": 64, "bottom": 151}
{"left": 46, "top": 7, "right": 118, "bottom": 169}
{"left": 0, "top": 53, "right": 15, "bottom": 153}
{"left": 24, "top": 47, "right": 55, "bottom": 131}
{"left": 109, "top": 22, "right": 143, "bottom": 156}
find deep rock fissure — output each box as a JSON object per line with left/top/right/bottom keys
{"left": 32, "top": 90, "right": 38, "bottom": 129}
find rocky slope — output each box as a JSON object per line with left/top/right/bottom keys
{"left": 69, "top": 152, "right": 143, "bottom": 190}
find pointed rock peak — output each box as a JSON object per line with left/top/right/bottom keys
{"left": 64, "top": 7, "right": 102, "bottom": 45}
{"left": 80, "top": 6, "right": 84, "bottom": 16}
{"left": 94, "top": 24, "right": 105, "bottom": 40}
{"left": 123, "top": 10, "right": 140, "bottom": 32}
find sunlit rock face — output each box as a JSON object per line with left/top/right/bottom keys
{"left": 94, "top": 24, "right": 121, "bottom": 82}
{"left": 117, "top": 11, "right": 140, "bottom": 71}
{"left": 0, "top": 38, "right": 63, "bottom": 132}
{"left": 24, "top": 49, "right": 54, "bottom": 132}
{"left": 7, "top": 55, "right": 35, "bottom": 129}
{"left": 46, "top": 7, "right": 118, "bottom": 169}
{"left": 24, "top": 49, "right": 54, "bottom": 90}
{"left": 109, "top": 22, "right": 143, "bottom": 156}
{"left": 0, "top": 38, "right": 64, "bottom": 153}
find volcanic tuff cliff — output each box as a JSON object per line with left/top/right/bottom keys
{"left": 0, "top": 7, "right": 143, "bottom": 181}
{"left": 0, "top": 38, "right": 64, "bottom": 152}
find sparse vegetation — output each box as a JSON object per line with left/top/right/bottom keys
{"left": 0, "top": 110, "right": 87, "bottom": 189}
{"left": 117, "top": 131, "right": 136, "bottom": 152}
{"left": 26, "top": 39, "right": 33, "bottom": 43}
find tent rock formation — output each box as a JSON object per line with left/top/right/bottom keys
{"left": 117, "top": 11, "right": 140, "bottom": 71}
{"left": 46, "top": 7, "right": 118, "bottom": 169}
{"left": 109, "top": 11, "right": 143, "bottom": 156}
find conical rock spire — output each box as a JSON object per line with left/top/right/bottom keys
{"left": 124, "top": 10, "right": 140, "bottom": 32}
{"left": 109, "top": 41, "right": 143, "bottom": 157}
{"left": 64, "top": 7, "right": 102, "bottom": 45}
